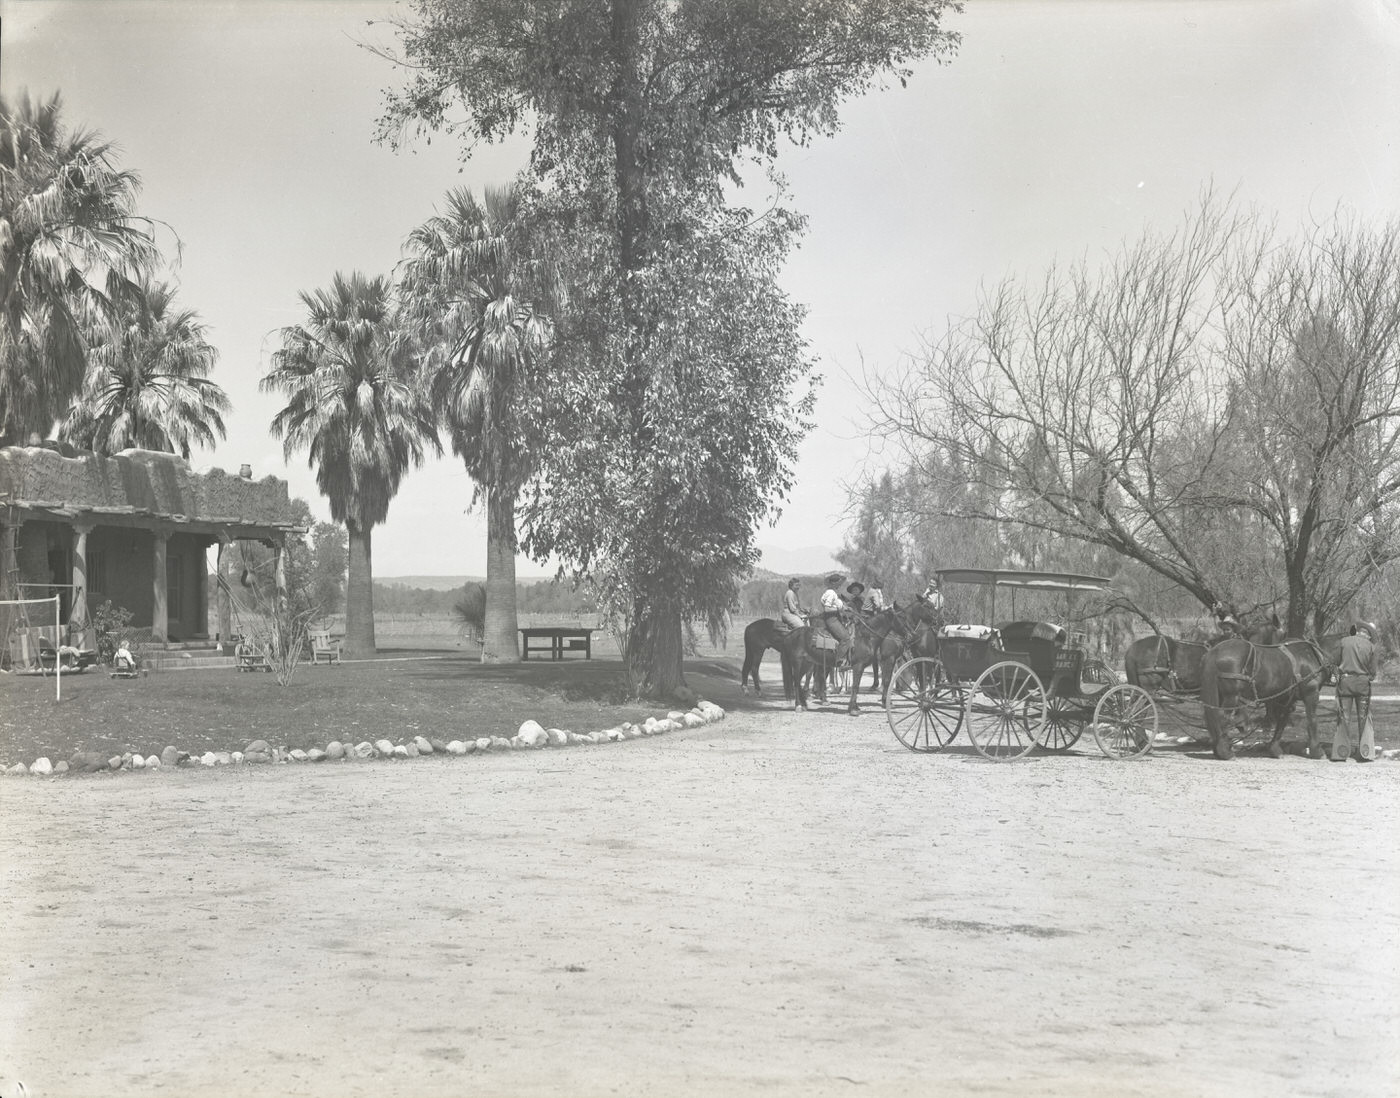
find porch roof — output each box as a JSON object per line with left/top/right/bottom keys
{"left": 0, "top": 445, "right": 305, "bottom": 540}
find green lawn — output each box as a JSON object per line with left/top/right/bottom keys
{"left": 0, "top": 650, "right": 735, "bottom": 767}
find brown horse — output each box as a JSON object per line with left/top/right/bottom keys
{"left": 739, "top": 618, "right": 795, "bottom": 697}
{"left": 782, "top": 608, "right": 902, "bottom": 713}
{"left": 1124, "top": 618, "right": 1291, "bottom": 693}
{"left": 1124, "top": 635, "right": 1213, "bottom": 693}
{"left": 1199, "top": 627, "right": 1325, "bottom": 760}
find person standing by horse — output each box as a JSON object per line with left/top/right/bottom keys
{"left": 819, "top": 572, "right": 852, "bottom": 664}
{"left": 780, "top": 578, "right": 807, "bottom": 632}
{"left": 1332, "top": 621, "right": 1378, "bottom": 762}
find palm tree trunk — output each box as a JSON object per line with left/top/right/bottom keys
{"left": 481, "top": 487, "right": 520, "bottom": 662}
{"left": 344, "top": 518, "right": 376, "bottom": 659}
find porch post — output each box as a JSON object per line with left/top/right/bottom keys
{"left": 274, "top": 538, "right": 287, "bottom": 608}
{"left": 70, "top": 520, "right": 94, "bottom": 648}
{"left": 0, "top": 513, "right": 20, "bottom": 601}
{"left": 216, "top": 539, "right": 232, "bottom": 650}
{"left": 196, "top": 541, "right": 210, "bottom": 638}
{"left": 152, "top": 528, "right": 170, "bottom": 643}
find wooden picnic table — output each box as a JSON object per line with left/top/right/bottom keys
{"left": 519, "top": 627, "right": 596, "bottom": 661}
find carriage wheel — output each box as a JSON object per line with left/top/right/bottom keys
{"left": 965, "top": 661, "right": 1045, "bottom": 761}
{"left": 1081, "top": 657, "right": 1118, "bottom": 686}
{"left": 1035, "top": 694, "right": 1085, "bottom": 751}
{"left": 884, "top": 657, "right": 963, "bottom": 751}
{"left": 1091, "top": 684, "right": 1158, "bottom": 759}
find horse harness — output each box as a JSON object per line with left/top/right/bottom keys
{"left": 1217, "top": 638, "right": 1327, "bottom": 708}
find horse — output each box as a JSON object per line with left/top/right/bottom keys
{"left": 1124, "top": 635, "right": 1214, "bottom": 693}
{"left": 1124, "top": 617, "right": 1296, "bottom": 693}
{"left": 1199, "top": 623, "right": 1325, "bottom": 760}
{"left": 784, "top": 604, "right": 937, "bottom": 714}
{"left": 739, "top": 618, "right": 796, "bottom": 697}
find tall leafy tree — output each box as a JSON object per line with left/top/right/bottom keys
{"left": 0, "top": 90, "right": 157, "bottom": 444}
{"left": 261, "top": 272, "right": 438, "bottom": 658}
{"left": 398, "top": 185, "right": 556, "bottom": 662}
{"left": 382, "top": 0, "right": 960, "bottom": 698}
{"left": 58, "top": 278, "right": 229, "bottom": 457}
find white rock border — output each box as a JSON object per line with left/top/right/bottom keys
{"left": 3, "top": 700, "right": 730, "bottom": 778}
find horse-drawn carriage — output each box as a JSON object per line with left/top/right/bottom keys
{"left": 883, "top": 568, "right": 1158, "bottom": 761}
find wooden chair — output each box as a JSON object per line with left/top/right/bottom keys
{"left": 309, "top": 630, "right": 342, "bottom": 666}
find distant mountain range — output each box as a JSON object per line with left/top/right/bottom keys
{"left": 755, "top": 544, "right": 842, "bottom": 577}
{"left": 376, "top": 576, "right": 484, "bottom": 591}
{"left": 378, "top": 546, "right": 838, "bottom": 591}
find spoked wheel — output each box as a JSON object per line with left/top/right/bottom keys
{"left": 1082, "top": 657, "right": 1118, "bottom": 686}
{"left": 884, "top": 657, "right": 963, "bottom": 752}
{"left": 1036, "top": 693, "right": 1085, "bottom": 751}
{"left": 1091, "top": 684, "right": 1158, "bottom": 759}
{"left": 965, "top": 661, "right": 1045, "bottom": 761}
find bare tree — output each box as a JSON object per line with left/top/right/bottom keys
{"left": 866, "top": 194, "right": 1400, "bottom": 635}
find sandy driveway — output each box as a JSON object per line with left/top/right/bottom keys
{"left": 1, "top": 700, "right": 1397, "bottom": 1098}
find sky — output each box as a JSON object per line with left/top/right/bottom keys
{"left": 3, "top": 0, "right": 1398, "bottom": 578}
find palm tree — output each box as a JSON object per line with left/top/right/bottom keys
{"left": 398, "top": 185, "right": 556, "bottom": 662}
{"left": 0, "top": 90, "right": 157, "bottom": 444}
{"left": 261, "top": 272, "right": 438, "bottom": 659}
{"left": 58, "top": 279, "right": 230, "bottom": 457}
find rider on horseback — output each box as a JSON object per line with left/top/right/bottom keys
{"left": 780, "top": 578, "right": 807, "bottom": 632}
{"left": 819, "top": 572, "right": 852, "bottom": 665}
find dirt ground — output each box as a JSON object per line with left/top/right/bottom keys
{"left": 1, "top": 688, "right": 1397, "bottom": 1098}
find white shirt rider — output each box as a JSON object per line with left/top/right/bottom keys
{"left": 820, "top": 585, "right": 844, "bottom": 613}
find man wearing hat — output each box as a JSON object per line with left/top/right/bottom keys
{"left": 845, "top": 580, "right": 867, "bottom": 615}
{"left": 1333, "top": 621, "right": 1378, "bottom": 762}
{"left": 819, "top": 572, "right": 851, "bottom": 662}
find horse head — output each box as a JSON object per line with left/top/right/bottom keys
{"left": 1240, "top": 612, "right": 1285, "bottom": 646}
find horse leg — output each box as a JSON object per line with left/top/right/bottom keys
{"left": 1302, "top": 689, "right": 1322, "bottom": 759}
{"left": 1205, "top": 697, "right": 1235, "bottom": 760}
{"left": 1265, "top": 700, "right": 1289, "bottom": 758}
{"left": 847, "top": 654, "right": 866, "bottom": 716}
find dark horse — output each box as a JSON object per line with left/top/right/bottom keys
{"left": 739, "top": 618, "right": 796, "bottom": 697}
{"left": 1199, "top": 624, "right": 1326, "bottom": 760}
{"left": 784, "top": 602, "right": 942, "bottom": 715}
{"left": 1124, "top": 617, "right": 1298, "bottom": 694}
{"left": 1124, "top": 635, "right": 1214, "bottom": 693}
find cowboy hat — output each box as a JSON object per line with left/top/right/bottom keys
{"left": 826, "top": 572, "right": 844, "bottom": 586}
{"left": 1357, "top": 620, "right": 1379, "bottom": 640}
{"left": 846, "top": 581, "right": 866, "bottom": 594}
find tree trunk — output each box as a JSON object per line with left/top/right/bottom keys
{"left": 344, "top": 519, "right": 376, "bottom": 659}
{"left": 481, "top": 487, "right": 520, "bottom": 662}
{"left": 624, "top": 595, "right": 688, "bottom": 701}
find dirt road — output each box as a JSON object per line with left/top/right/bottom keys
{"left": 1, "top": 701, "right": 1396, "bottom": 1098}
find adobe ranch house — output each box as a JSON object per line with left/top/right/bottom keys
{"left": 1, "top": 444, "right": 304, "bottom": 652}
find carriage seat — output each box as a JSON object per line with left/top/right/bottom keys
{"left": 937, "top": 623, "right": 998, "bottom": 642}
{"left": 996, "top": 620, "right": 1068, "bottom": 646}
{"left": 995, "top": 621, "right": 1069, "bottom": 679}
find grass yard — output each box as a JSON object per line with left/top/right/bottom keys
{"left": 0, "top": 649, "right": 753, "bottom": 768}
